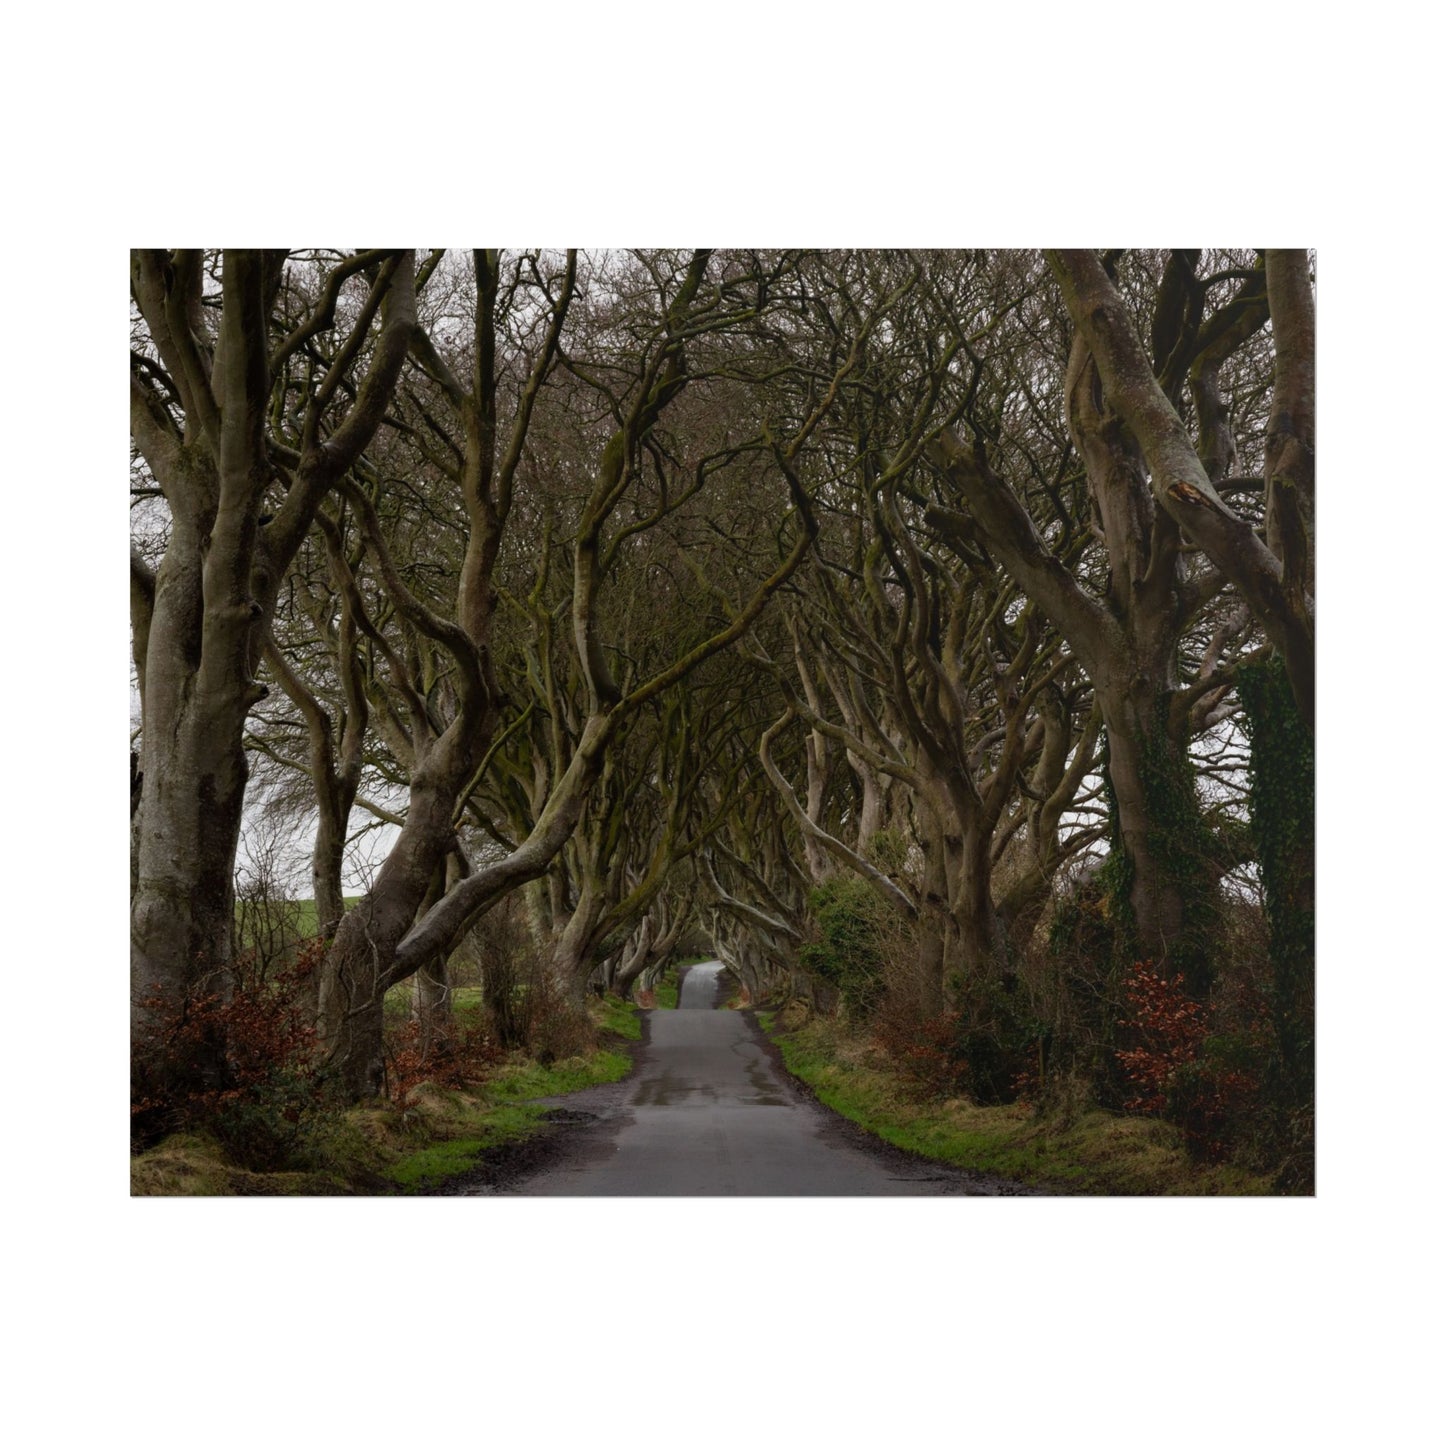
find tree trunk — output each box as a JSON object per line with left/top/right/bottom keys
{"left": 731, "top": 947, "right": 760, "bottom": 1006}
{"left": 411, "top": 851, "right": 464, "bottom": 1054}
{"left": 999, "top": 699, "right": 1101, "bottom": 948}
{"left": 952, "top": 826, "right": 1008, "bottom": 982}
{"left": 523, "top": 875, "right": 558, "bottom": 952}
{"left": 312, "top": 795, "right": 349, "bottom": 943}
{"left": 413, "top": 955, "right": 451, "bottom": 1054}
{"left": 913, "top": 806, "right": 951, "bottom": 1018}
{"left": 609, "top": 918, "right": 654, "bottom": 1000}
{"left": 130, "top": 249, "right": 415, "bottom": 1103}
{"left": 1098, "top": 679, "right": 1218, "bottom": 998}
{"left": 800, "top": 724, "right": 833, "bottom": 883}
{"left": 1239, "top": 656, "right": 1314, "bottom": 1110}
{"left": 912, "top": 920, "right": 947, "bottom": 1019}
{"left": 912, "top": 749, "right": 1008, "bottom": 1009}
{"left": 1048, "top": 249, "right": 1314, "bottom": 731}
{"left": 320, "top": 717, "right": 617, "bottom": 1096}
{"left": 131, "top": 527, "right": 261, "bottom": 1089}
{"left": 549, "top": 873, "right": 607, "bottom": 998}
{"left": 850, "top": 757, "right": 887, "bottom": 858}
{"left": 317, "top": 779, "right": 461, "bottom": 1096}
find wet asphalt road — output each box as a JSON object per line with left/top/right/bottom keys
{"left": 677, "top": 958, "right": 729, "bottom": 1010}
{"left": 471, "top": 961, "right": 1035, "bottom": 1196}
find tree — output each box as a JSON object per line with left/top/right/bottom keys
{"left": 1045, "top": 249, "right": 1314, "bottom": 731}
{"left": 314, "top": 250, "right": 850, "bottom": 1095}
{"left": 130, "top": 249, "right": 414, "bottom": 1093}
{"left": 923, "top": 251, "right": 1278, "bottom": 994}
{"left": 130, "top": 248, "right": 1312, "bottom": 1174}
{"left": 749, "top": 252, "right": 1103, "bottom": 1011}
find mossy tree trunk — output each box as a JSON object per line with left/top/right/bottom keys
{"left": 1098, "top": 683, "right": 1219, "bottom": 998}
{"left": 1239, "top": 656, "right": 1314, "bottom": 1108}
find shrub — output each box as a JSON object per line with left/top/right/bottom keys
{"left": 1114, "top": 960, "right": 1273, "bottom": 1163}
{"left": 443, "top": 895, "right": 598, "bottom": 1066}
{"left": 1040, "top": 865, "right": 1128, "bottom": 1097}
{"left": 383, "top": 1016, "right": 502, "bottom": 1103}
{"left": 871, "top": 971, "right": 1042, "bottom": 1106}
{"left": 1166, "top": 1050, "right": 1264, "bottom": 1162}
{"left": 132, "top": 940, "right": 328, "bottom": 1170}
{"left": 949, "top": 973, "right": 1045, "bottom": 1105}
{"left": 797, "top": 876, "right": 889, "bottom": 1017}
{"left": 1115, "top": 962, "right": 1208, "bottom": 1114}
{"left": 872, "top": 1006, "right": 972, "bottom": 1099}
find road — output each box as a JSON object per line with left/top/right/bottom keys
{"left": 454, "top": 961, "right": 1038, "bottom": 1196}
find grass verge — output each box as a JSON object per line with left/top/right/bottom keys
{"left": 760, "top": 1012, "right": 1280, "bottom": 1196}
{"left": 132, "top": 996, "right": 638, "bottom": 1197}
{"left": 593, "top": 991, "right": 643, "bottom": 1040}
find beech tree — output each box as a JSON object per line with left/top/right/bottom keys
{"left": 922, "top": 251, "right": 1279, "bottom": 993}
{"left": 130, "top": 247, "right": 1312, "bottom": 1160}
{"left": 313, "top": 249, "right": 859, "bottom": 1094}
{"left": 739, "top": 252, "right": 1102, "bottom": 1012}
{"left": 130, "top": 249, "right": 415, "bottom": 1089}
{"left": 1045, "top": 249, "right": 1314, "bottom": 730}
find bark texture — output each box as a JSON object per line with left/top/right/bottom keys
{"left": 130, "top": 249, "right": 415, "bottom": 1092}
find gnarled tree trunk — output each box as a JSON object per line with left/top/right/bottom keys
{"left": 130, "top": 248, "right": 415, "bottom": 1099}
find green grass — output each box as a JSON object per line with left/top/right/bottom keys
{"left": 763, "top": 1015, "right": 1278, "bottom": 1196}
{"left": 594, "top": 992, "right": 643, "bottom": 1040}
{"left": 133, "top": 995, "right": 642, "bottom": 1197}
{"left": 384, "top": 1104, "right": 549, "bottom": 1191}
{"left": 485, "top": 1046, "right": 632, "bottom": 1100}
{"left": 378, "top": 1033, "right": 635, "bottom": 1191}
{"left": 235, "top": 895, "right": 363, "bottom": 942}
{"left": 651, "top": 955, "right": 709, "bottom": 1010}
{"left": 383, "top": 983, "right": 484, "bottom": 1024}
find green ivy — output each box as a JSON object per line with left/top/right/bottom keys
{"left": 1237, "top": 656, "right": 1314, "bottom": 1108}
{"left": 798, "top": 875, "right": 888, "bottom": 1016}
{"left": 1136, "top": 702, "right": 1219, "bottom": 999}
{"left": 1096, "top": 715, "right": 1216, "bottom": 997}
{"left": 1096, "top": 726, "right": 1134, "bottom": 947}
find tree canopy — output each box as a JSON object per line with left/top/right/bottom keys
{"left": 131, "top": 247, "right": 1314, "bottom": 1168}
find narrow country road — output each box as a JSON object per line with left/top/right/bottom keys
{"left": 452, "top": 961, "right": 1040, "bottom": 1196}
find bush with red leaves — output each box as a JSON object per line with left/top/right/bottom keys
{"left": 132, "top": 940, "right": 327, "bottom": 1169}
{"left": 1115, "top": 961, "right": 1267, "bottom": 1161}
{"left": 872, "top": 1009, "right": 972, "bottom": 1099}
{"left": 384, "top": 1017, "right": 502, "bottom": 1103}
{"left": 1115, "top": 962, "right": 1208, "bottom": 1114}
